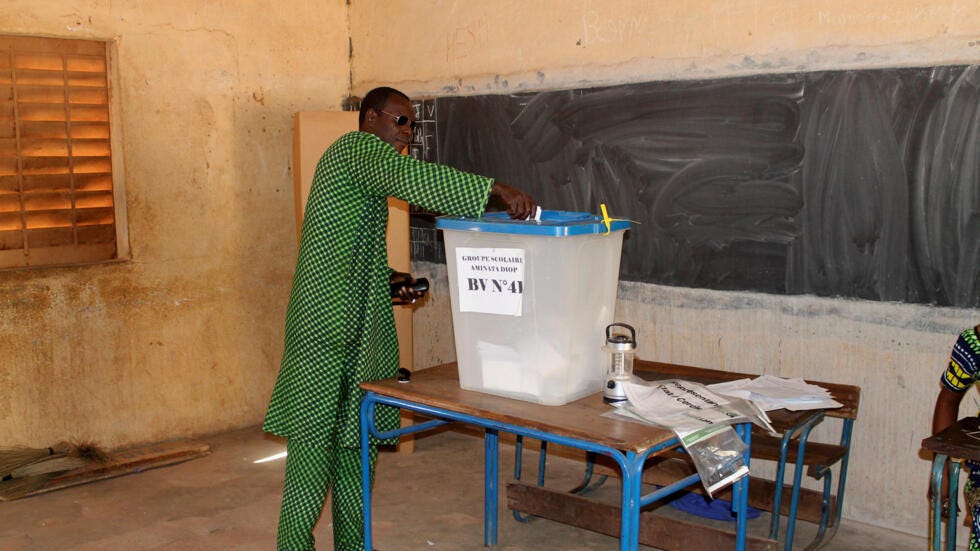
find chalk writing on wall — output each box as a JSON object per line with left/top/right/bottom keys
{"left": 580, "top": 12, "right": 647, "bottom": 45}
{"left": 446, "top": 17, "right": 488, "bottom": 63}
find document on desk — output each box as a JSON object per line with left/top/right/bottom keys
{"left": 707, "top": 375, "right": 843, "bottom": 411}
{"left": 614, "top": 379, "right": 774, "bottom": 434}
{"left": 607, "top": 379, "right": 774, "bottom": 495}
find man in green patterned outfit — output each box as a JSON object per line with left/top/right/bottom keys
{"left": 263, "top": 86, "right": 536, "bottom": 551}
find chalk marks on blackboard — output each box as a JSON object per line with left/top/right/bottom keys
{"left": 905, "top": 66, "right": 980, "bottom": 307}
{"left": 789, "top": 67, "right": 980, "bottom": 307}
{"left": 409, "top": 98, "right": 438, "bottom": 163}
{"left": 432, "top": 77, "right": 810, "bottom": 295}
{"left": 420, "top": 66, "right": 979, "bottom": 308}
{"left": 410, "top": 223, "right": 445, "bottom": 264}
{"left": 789, "top": 71, "right": 910, "bottom": 303}
{"left": 407, "top": 98, "right": 449, "bottom": 263}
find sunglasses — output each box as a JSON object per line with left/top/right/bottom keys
{"left": 378, "top": 109, "right": 418, "bottom": 131}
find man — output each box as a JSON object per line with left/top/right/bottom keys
{"left": 263, "top": 86, "right": 536, "bottom": 551}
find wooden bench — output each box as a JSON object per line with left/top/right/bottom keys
{"left": 506, "top": 359, "right": 861, "bottom": 551}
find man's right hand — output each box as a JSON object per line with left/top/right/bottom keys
{"left": 490, "top": 182, "right": 537, "bottom": 220}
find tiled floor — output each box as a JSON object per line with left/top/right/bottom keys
{"left": 1, "top": 426, "right": 926, "bottom": 550}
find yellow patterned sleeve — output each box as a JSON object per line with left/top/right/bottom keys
{"left": 941, "top": 326, "right": 980, "bottom": 392}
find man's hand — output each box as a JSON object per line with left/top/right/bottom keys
{"left": 389, "top": 271, "right": 427, "bottom": 304}
{"left": 490, "top": 182, "right": 537, "bottom": 220}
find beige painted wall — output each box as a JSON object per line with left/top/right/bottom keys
{"left": 348, "top": 0, "right": 980, "bottom": 541}
{"left": 0, "top": 0, "right": 975, "bottom": 543}
{"left": 352, "top": 0, "right": 979, "bottom": 94}
{"left": 0, "top": 1, "right": 351, "bottom": 448}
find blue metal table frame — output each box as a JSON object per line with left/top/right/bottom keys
{"left": 927, "top": 453, "right": 960, "bottom": 551}
{"left": 358, "top": 365, "right": 752, "bottom": 551}
{"left": 922, "top": 416, "right": 980, "bottom": 551}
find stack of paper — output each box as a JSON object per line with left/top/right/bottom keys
{"left": 707, "top": 375, "right": 843, "bottom": 412}
{"left": 612, "top": 379, "right": 775, "bottom": 435}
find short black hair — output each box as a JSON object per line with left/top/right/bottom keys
{"left": 359, "top": 87, "right": 410, "bottom": 125}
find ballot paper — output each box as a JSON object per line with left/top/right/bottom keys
{"left": 707, "top": 375, "right": 843, "bottom": 412}
{"left": 615, "top": 379, "right": 774, "bottom": 434}
{"left": 476, "top": 338, "right": 565, "bottom": 398}
{"left": 477, "top": 341, "right": 530, "bottom": 395}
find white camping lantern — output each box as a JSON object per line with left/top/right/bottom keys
{"left": 602, "top": 323, "right": 636, "bottom": 404}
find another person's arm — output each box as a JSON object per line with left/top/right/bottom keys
{"left": 933, "top": 386, "right": 964, "bottom": 436}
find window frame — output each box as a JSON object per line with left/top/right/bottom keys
{"left": 0, "top": 34, "right": 129, "bottom": 271}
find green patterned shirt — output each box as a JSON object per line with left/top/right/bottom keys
{"left": 264, "top": 131, "right": 493, "bottom": 447}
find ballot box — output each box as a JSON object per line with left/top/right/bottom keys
{"left": 437, "top": 210, "right": 630, "bottom": 405}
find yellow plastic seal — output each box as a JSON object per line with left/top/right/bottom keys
{"left": 599, "top": 203, "right": 638, "bottom": 234}
{"left": 600, "top": 203, "right": 613, "bottom": 234}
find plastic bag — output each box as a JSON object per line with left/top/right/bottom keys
{"left": 677, "top": 423, "right": 749, "bottom": 496}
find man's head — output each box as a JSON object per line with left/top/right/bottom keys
{"left": 359, "top": 86, "right": 415, "bottom": 153}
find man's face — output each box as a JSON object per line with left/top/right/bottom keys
{"left": 363, "top": 95, "right": 415, "bottom": 153}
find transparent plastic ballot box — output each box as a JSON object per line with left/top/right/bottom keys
{"left": 436, "top": 210, "right": 630, "bottom": 405}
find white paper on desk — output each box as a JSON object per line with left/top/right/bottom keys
{"left": 607, "top": 379, "right": 758, "bottom": 496}
{"left": 613, "top": 379, "right": 774, "bottom": 435}
{"left": 708, "top": 375, "right": 843, "bottom": 412}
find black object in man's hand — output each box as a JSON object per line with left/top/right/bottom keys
{"left": 390, "top": 272, "right": 428, "bottom": 305}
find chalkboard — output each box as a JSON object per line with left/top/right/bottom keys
{"left": 408, "top": 66, "right": 980, "bottom": 308}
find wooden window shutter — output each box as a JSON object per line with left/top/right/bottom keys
{"left": 0, "top": 35, "right": 124, "bottom": 269}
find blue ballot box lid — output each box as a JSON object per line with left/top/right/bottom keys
{"left": 436, "top": 210, "right": 630, "bottom": 237}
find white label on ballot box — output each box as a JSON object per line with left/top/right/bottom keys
{"left": 455, "top": 247, "right": 525, "bottom": 316}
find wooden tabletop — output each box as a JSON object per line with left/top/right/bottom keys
{"left": 922, "top": 416, "right": 980, "bottom": 461}
{"left": 361, "top": 362, "right": 677, "bottom": 454}
{"left": 362, "top": 359, "right": 858, "bottom": 453}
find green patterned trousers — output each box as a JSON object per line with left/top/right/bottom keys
{"left": 277, "top": 439, "right": 379, "bottom": 551}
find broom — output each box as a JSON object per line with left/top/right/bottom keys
{"left": 0, "top": 441, "right": 109, "bottom": 501}
{"left": 0, "top": 446, "right": 61, "bottom": 478}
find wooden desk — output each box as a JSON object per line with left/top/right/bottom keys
{"left": 358, "top": 363, "right": 753, "bottom": 551}
{"left": 508, "top": 360, "right": 860, "bottom": 551}
{"left": 921, "top": 416, "right": 980, "bottom": 551}
{"left": 635, "top": 360, "right": 858, "bottom": 551}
